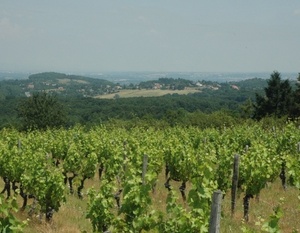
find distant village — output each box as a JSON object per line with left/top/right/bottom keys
{"left": 21, "top": 79, "right": 240, "bottom": 98}
{"left": 0, "top": 71, "right": 241, "bottom": 99}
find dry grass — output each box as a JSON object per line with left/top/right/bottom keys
{"left": 57, "top": 78, "right": 71, "bottom": 84}
{"left": 96, "top": 87, "right": 201, "bottom": 99}
{"left": 57, "top": 78, "right": 89, "bottom": 85}
{"left": 1, "top": 174, "right": 300, "bottom": 232}
{"left": 221, "top": 180, "right": 300, "bottom": 232}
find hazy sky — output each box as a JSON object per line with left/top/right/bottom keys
{"left": 1, "top": 1, "right": 299, "bottom": 73}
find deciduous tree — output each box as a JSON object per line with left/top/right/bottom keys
{"left": 18, "top": 92, "right": 66, "bottom": 130}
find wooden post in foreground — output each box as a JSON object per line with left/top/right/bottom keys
{"left": 142, "top": 154, "right": 148, "bottom": 185}
{"left": 209, "top": 190, "right": 222, "bottom": 233}
{"left": 231, "top": 154, "right": 240, "bottom": 216}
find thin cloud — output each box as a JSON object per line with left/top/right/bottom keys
{"left": 147, "top": 28, "right": 158, "bottom": 35}
{"left": 137, "top": 15, "right": 146, "bottom": 22}
{"left": 0, "top": 17, "right": 20, "bottom": 39}
{"left": 0, "top": 13, "right": 36, "bottom": 40}
{"left": 294, "top": 9, "right": 300, "bottom": 15}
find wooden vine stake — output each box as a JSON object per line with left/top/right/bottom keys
{"left": 231, "top": 154, "right": 240, "bottom": 217}
{"left": 209, "top": 190, "right": 222, "bottom": 233}
{"left": 142, "top": 154, "right": 148, "bottom": 185}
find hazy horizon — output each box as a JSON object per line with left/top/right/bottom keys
{"left": 1, "top": 70, "right": 298, "bottom": 84}
{"left": 1, "top": 1, "right": 299, "bottom": 73}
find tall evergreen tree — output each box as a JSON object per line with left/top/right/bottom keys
{"left": 253, "top": 71, "right": 292, "bottom": 120}
{"left": 290, "top": 73, "right": 300, "bottom": 118}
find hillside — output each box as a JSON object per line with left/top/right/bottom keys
{"left": 0, "top": 71, "right": 270, "bottom": 100}
{"left": 0, "top": 72, "right": 274, "bottom": 129}
{"left": 0, "top": 72, "right": 118, "bottom": 99}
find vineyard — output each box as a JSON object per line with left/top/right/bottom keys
{"left": 1, "top": 122, "right": 300, "bottom": 232}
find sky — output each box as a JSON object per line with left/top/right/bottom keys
{"left": 0, "top": 1, "right": 300, "bottom": 73}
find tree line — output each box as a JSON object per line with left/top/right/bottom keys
{"left": 0, "top": 71, "right": 299, "bottom": 131}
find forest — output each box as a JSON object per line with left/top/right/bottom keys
{"left": 0, "top": 71, "right": 270, "bottom": 130}
{"left": 0, "top": 71, "right": 300, "bottom": 129}
{"left": 0, "top": 71, "right": 300, "bottom": 130}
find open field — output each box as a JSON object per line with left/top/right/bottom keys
{"left": 96, "top": 87, "right": 201, "bottom": 99}
{"left": 1, "top": 172, "right": 300, "bottom": 233}
{"left": 57, "top": 78, "right": 89, "bottom": 85}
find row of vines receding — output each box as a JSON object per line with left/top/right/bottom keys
{"left": 1, "top": 122, "right": 300, "bottom": 232}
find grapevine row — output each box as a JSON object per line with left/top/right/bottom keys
{"left": 0, "top": 122, "right": 300, "bottom": 231}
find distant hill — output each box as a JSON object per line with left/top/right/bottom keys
{"left": 0, "top": 72, "right": 296, "bottom": 129}
{"left": 0, "top": 72, "right": 118, "bottom": 99}
{"left": 0, "top": 71, "right": 294, "bottom": 100}
{"left": 28, "top": 72, "right": 112, "bottom": 84}
{"left": 228, "top": 78, "right": 268, "bottom": 90}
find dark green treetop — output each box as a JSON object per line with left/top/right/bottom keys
{"left": 17, "top": 92, "right": 67, "bottom": 131}
{"left": 253, "top": 71, "right": 293, "bottom": 120}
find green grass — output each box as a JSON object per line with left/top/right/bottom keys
{"left": 95, "top": 87, "right": 201, "bottom": 99}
